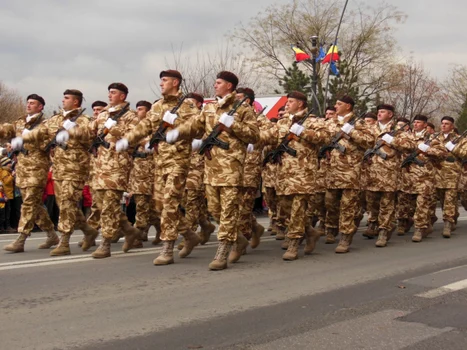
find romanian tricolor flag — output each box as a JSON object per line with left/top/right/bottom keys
{"left": 291, "top": 45, "right": 311, "bottom": 62}
{"left": 322, "top": 44, "right": 340, "bottom": 64}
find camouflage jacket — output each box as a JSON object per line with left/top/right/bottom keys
{"left": 260, "top": 109, "right": 330, "bottom": 196}
{"left": 125, "top": 93, "right": 199, "bottom": 175}
{"left": 325, "top": 113, "right": 376, "bottom": 190}
{"left": 0, "top": 113, "right": 49, "bottom": 188}
{"left": 22, "top": 108, "right": 92, "bottom": 182}
{"left": 177, "top": 92, "right": 259, "bottom": 187}
{"left": 261, "top": 117, "right": 279, "bottom": 190}
{"left": 186, "top": 152, "right": 205, "bottom": 191}
{"left": 90, "top": 103, "right": 139, "bottom": 191}
{"left": 128, "top": 136, "right": 155, "bottom": 195}
{"left": 398, "top": 130, "right": 446, "bottom": 194}
{"left": 435, "top": 132, "right": 461, "bottom": 189}
{"left": 365, "top": 120, "right": 413, "bottom": 192}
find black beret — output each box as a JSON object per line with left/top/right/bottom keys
{"left": 160, "top": 70, "right": 183, "bottom": 81}
{"left": 364, "top": 112, "right": 377, "bottom": 120}
{"left": 108, "top": 83, "right": 129, "bottom": 95}
{"left": 337, "top": 95, "right": 355, "bottom": 107}
{"left": 427, "top": 122, "right": 435, "bottom": 129}
{"left": 63, "top": 89, "right": 83, "bottom": 97}
{"left": 326, "top": 106, "right": 337, "bottom": 112}
{"left": 91, "top": 100, "right": 107, "bottom": 109}
{"left": 136, "top": 100, "right": 152, "bottom": 110}
{"left": 413, "top": 114, "right": 428, "bottom": 122}
{"left": 186, "top": 92, "right": 204, "bottom": 105}
{"left": 27, "top": 94, "right": 45, "bottom": 106}
{"left": 287, "top": 91, "right": 307, "bottom": 103}
{"left": 216, "top": 71, "right": 239, "bottom": 89}
{"left": 377, "top": 104, "right": 395, "bottom": 112}
{"left": 397, "top": 117, "right": 410, "bottom": 124}
{"left": 441, "top": 116, "right": 455, "bottom": 124}
{"left": 237, "top": 87, "right": 255, "bottom": 103}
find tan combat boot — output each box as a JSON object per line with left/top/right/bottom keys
{"left": 270, "top": 219, "right": 278, "bottom": 236}
{"left": 442, "top": 221, "right": 452, "bottom": 238}
{"left": 4, "top": 233, "right": 28, "bottom": 253}
{"left": 275, "top": 227, "right": 286, "bottom": 240}
{"left": 281, "top": 237, "right": 290, "bottom": 250}
{"left": 412, "top": 228, "right": 423, "bottom": 242}
{"left": 132, "top": 238, "right": 143, "bottom": 249}
{"left": 375, "top": 229, "right": 389, "bottom": 247}
{"left": 110, "top": 229, "right": 124, "bottom": 243}
{"left": 199, "top": 219, "right": 215, "bottom": 245}
{"left": 363, "top": 222, "right": 378, "bottom": 239}
{"left": 397, "top": 219, "right": 407, "bottom": 236}
{"left": 250, "top": 222, "right": 265, "bottom": 249}
{"left": 92, "top": 237, "right": 111, "bottom": 259}
{"left": 80, "top": 223, "right": 100, "bottom": 252}
{"left": 179, "top": 230, "right": 200, "bottom": 258}
{"left": 122, "top": 226, "right": 141, "bottom": 253}
{"left": 208, "top": 240, "right": 233, "bottom": 270}
{"left": 316, "top": 221, "right": 325, "bottom": 236}
{"left": 282, "top": 238, "right": 300, "bottom": 261}
{"left": 38, "top": 229, "right": 60, "bottom": 249}
{"left": 177, "top": 238, "right": 185, "bottom": 250}
{"left": 267, "top": 218, "right": 274, "bottom": 232}
{"left": 335, "top": 233, "right": 352, "bottom": 253}
{"left": 152, "top": 219, "right": 162, "bottom": 245}
{"left": 325, "top": 228, "right": 338, "bottom": 244}
{"left": 50, "top": 234, "right": 71, "bottom": 256}
{"left": 153, "top": 240, "right": 175, "bottom": 265}
{"left": 424, "top": 224, "right": 433, "bottom": 237}
{"left": 304, "top": 227, "right": 320, "bottom": 255}
{"left": 228, "top": 234, "right": 249, "bottom": 263}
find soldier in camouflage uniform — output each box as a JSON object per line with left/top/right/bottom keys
{"left": 20, "top": 89, "right": 99, "bottom": 255}
{"left": 260, "top": 91, "right": 328, "bottom": 260}
{"left": 325, "top": 96, "right": 375, "bottom": 254}
{"left": 433, "top": 116, "right": 461, "bottom": 238}
{"left": 117, "top": 70, "right": 201, "bottom": 266}
{"left": 167, "top": 71, "right": 259, "bottom": 270}
{"left": 88, "top": 83, "right": 141, "bottom": 258}
{"left": 127, "top": 100, "right": 161, "bottom": 248}
{"left": 2, "top": 94, "right": 58, "bottom": 253}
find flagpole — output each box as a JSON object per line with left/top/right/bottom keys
{"left": 323, "top": 0, "right": 349, "bottom": 113}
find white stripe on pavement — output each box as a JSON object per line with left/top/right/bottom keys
{"left": 415, "top": 279, "right": 467, "bottom": 299}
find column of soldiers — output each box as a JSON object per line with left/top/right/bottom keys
{"left": 3, "top": 69, "right": 467, "bottom": 270}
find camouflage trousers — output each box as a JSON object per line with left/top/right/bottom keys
{"left": 277, "top": 194, "right": 309, "bottom": 239}
{"left": 87, "top": 186, "right": 100, "bottom": 230}
{"left": 461, "top": 190, "right": 467, "bottom": 211}
{"left": 397, "top": 191, "right": 431, "bottom": 229}
{"left": 307, "top": 192, "right": 326, "bottom": 222}
{"left": 92, "top": 189, "right": 126, "bottom": 239}
{"left": 325, "top": 189, "right": 360, "bottom": 234}
{"left": 237, "top": 187, "right": 260, "bottom": 238}
{"left": 133, "top": 194, "right": 160, "bottom": 233}
{"left": 54, "top": 180, "right": 86, "bottom": 235}
{"left": 366, "top": 191, "right": 395, "bottom": 231}
{"left": 436, "top": 188, "right": 458, "bottom": 223}
{"left": 263, "top": 186, "right": 278, "bottom": 223}
{"left": 154, "top": 169, "right": 189, "bottom": 241}
{"left": 205, "top": 185, "right": 240, "bottom": 242}
{"left": 18, "top": 186, "right": 55, "bottom": 235}
{"left": 184, "top": 189, "right": 208, "bottom": 232}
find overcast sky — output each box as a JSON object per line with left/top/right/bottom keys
{"left": 1, "top": 0, "right": 466, "bottom": 110}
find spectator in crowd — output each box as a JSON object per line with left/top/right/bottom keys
{"left": 82, "top": 185, "right": 92, "bottom": 219}
{"left": 0, "top": 157, "right": 15, "bottom": 232}
{"left": 0, "top": 182, "right": 8, "bottom": 233}
{"left": 44, "top": 166, "right": 59, "bottom": 230}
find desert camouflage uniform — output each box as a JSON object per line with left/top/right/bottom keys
{"left": 177, "top": 92, "right": 259, "bottom": 242}
{"left": 87, "top": 115, "right": 100, "bottom": 230}
{"left": 184, "top": 152, "right": 208, "bottom": 232}
{"left": 458, "top": 160, "right": 467, "bottom": 210}
{"left": 125, "top": 92, "right": 198, "bottom": 242}
{"left": 0, "top": 113, "right": 55, "bottom": 236}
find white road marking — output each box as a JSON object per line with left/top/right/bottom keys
{"left": 415, "top": 279, "right": 467, "bottom": 298}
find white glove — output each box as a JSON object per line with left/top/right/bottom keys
{"left": 63, "top": 119, "right": 76, "bottom": 130}
{"left": 341, "top": 123, "right": 355, "bottom": 135}
{"left": 115, "top": 138, "right": 129, "bottom": 152}
{"left": 247, "top": 143, "right": 254, "bottom": 153}
{"left": 166, "top": 129, "right": 179, "bottom": 144}
{"left": 191, "top": 139, "right": 203, "bottom": 151}
{"left": 290, "top": 124, "right": 304, "bottom": 136}
{"left": 163, "top": 111, "right": 178, "bottom": 125}
{"left": 22, "top": 128, "right": 30, "bottom": 136}
{"left": 418, "top": 143, "right": 430, "bottom": 153}
{"left": 445, "top": 141, "right": 456, "bottom": 152}
{"left": 219, "top": 113, "right": 234, "bottom": 128}
{"left": 144, "top": 142, "right": 154, "bottom": 153}
{"left": 11, "top": 137, "right": 23, "bottom": 151}
{"left": 56, "top": 130, "right": 69, "bottom": 145}
{"left": 382, "top": 134, "right": 394, "bottom": 144}
{"left": 104, "top": 118, "right": 117, "bottom": 129}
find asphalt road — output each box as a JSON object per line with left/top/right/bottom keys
{"left": 2, "top": 208, "right": 467, "bottom": 350}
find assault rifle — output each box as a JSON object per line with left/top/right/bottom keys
{"left": 148, "top": 95, "right": 187, "bottom": 151}
{"left": 45, "top": 108, "right": 86, "bottom": 154}
{"left": 14, "top": 113, "right": 45, "bottom": 156}
{"left": 401, "top": 132, "right": 441, "bottom": 168}
{"left": 132, "top": 148, "right": 148, "bottom": 159}
{"left": 199, "top": 96, "right": 248, "bottom": 160}
{"left": 263, "top": 112, "right": 310, "bottom": 166}
{"left": 89, "top": 103, "right": 130, "bottom": 157}
{"left": 257, "top": 105, "right": 268, "bottom": 116}
{"left": 363, "top": 120, "right": 410, "bottom": 162}
{"left": 317, "top": 111, "right": 366, "bottom": 161}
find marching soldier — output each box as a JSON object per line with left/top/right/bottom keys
{"left": 117, "top": 70, "right": 201, "bottom": 265}
{"left": 2, "top": 94, "right": 58, "bottom": 253}
{"left": 325, "top": 96, "right": 375, "bottom": 253}
{"left": 165, "top": 71, "right": 259, "bottom": 270}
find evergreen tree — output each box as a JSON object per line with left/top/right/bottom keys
{"left": 275, "top": 62, "right": 312, "bottom": 95}
{"left": 456, "top": 95, "right": 467, "bottom": 133}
